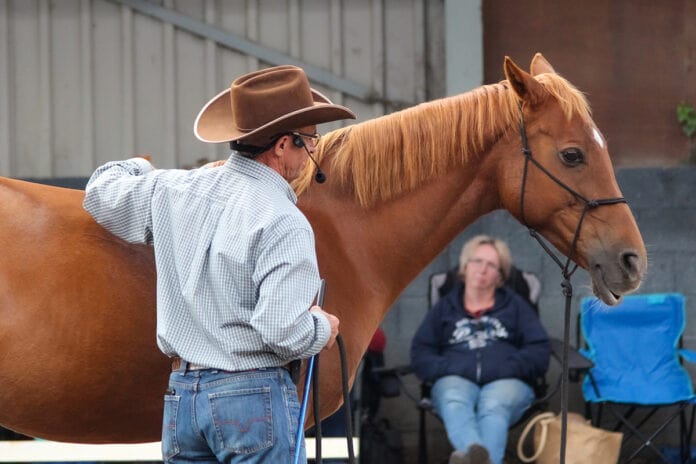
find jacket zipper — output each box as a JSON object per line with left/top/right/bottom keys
{"left": 476, "top": 351, "right": 482, "bottom": 383}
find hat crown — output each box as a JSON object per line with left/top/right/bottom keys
{"left": 231, "top": 66, "right": 314, "bottom": 133}
{"left": 193, "top": 65, "right": 355, "bottom": 145}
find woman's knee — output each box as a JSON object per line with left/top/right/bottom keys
{"left": 431, "top": 375, "right": 479, "bottom": 411}
{"left": 479, "top": 379, "right": 534, "bottom": 412}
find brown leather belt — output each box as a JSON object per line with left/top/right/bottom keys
{"left": 171, "top": 357, "right": 298, "bottom": 383}
{"left": 171, "top": 358, "right": 209, "bottom": 371}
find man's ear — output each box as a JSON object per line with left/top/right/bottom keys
{"left": 273, "top": 135, "right": 289, "bottom": 156}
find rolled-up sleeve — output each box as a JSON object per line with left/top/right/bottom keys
{"left": 83, "top": 157, "right": 158, "bottom": 244}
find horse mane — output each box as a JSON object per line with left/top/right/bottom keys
{"left": 292, "top": 72, "right": 592, "bottom": 207}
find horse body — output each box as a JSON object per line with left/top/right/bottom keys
{"left": 0, "top": 54, "right": 646, "bottom": 442}
{"left": 0, "top": 177, "right": 167, "bottom": 442}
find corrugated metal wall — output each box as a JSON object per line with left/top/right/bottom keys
{"left": 0, "top": 0, "right": 444, "bottom": 178}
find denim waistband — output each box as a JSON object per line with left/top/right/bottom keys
{"left": 171, "top": 357, "right": 294, "bottom": 376}
{"left": 168, "top": 365, "right": 292, "bottom": 391}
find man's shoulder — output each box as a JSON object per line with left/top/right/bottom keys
{"left": 229, "top": 181, "right": 310, "bottom": 231}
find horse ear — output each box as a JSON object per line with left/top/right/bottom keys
{"left": 504, "top": 56, "right": 546, "bottom": 106}
{"left": 530, "top": 53, "right": 556, "bottom": 76}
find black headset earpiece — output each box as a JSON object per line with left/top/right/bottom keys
{"left": 292, "top": 135, "right": 305, "bottom": 148}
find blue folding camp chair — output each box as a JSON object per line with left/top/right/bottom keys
{"left": 579, "top": 293, "right": 696, "bottom": 463}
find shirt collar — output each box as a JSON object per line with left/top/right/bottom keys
{"left": 225, "top": 151, "right": 298, "bottom": 204}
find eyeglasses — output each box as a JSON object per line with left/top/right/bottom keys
{"left": 290, "top": 131, "right": 322, "bottom": 147}
{"left": 467, "top": 258, "right": 500, "bottom": 273}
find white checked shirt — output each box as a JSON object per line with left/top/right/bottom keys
{"left": 83, "top": 153, "right": 330, "bottom": 371}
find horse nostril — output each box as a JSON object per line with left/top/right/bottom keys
{"left": 620, "top": 251, "right": 641, "bottom": 278}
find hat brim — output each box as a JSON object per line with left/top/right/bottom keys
{"left": 194, "top": 87, "right": 356, "bottom": 145}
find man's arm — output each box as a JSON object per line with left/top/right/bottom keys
{"left": 83, "top": 157, "right": 158, "bottom": 244}
{"left": 251, "top": 226, "right": 333, "bottom": 361}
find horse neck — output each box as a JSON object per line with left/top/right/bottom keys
{"left": 301, "top": 88, "right": 515, "bottom": 313}
{"left": 297, "top": 94, "right": 516, "bottom": 407}
{"left": 317, "top": 169, "right": 498, "bottom": 295}
{"left": 303, "top": 154, "right": 509, "bottom": 327}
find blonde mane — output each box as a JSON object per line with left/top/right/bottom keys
{"left": 293, "top": 73, "right": 591, "bottom": 207}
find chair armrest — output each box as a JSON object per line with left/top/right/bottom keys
{"left": 679, "top": 348, "right": 696, "bottom": 364}
{"left": 550, "top": 337, "right": 593, "bottom": 382}
{"left": 368, "top": 364, "right": 436, "bottom": 409}
{"left": 370, "top": 364, "right": 414, "bottom": 377}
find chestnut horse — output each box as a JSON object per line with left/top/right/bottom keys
{"left": 0, "top": 54, "right": 646, "bottom": 443}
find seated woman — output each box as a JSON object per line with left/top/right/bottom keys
{"left": 410, "top": 235, "right": 551, "bottom": 464}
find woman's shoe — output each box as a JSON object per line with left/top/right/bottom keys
{"left": 448, "top": 444, "right": 492, "bottom": 464}
{"left": 466, "top": 444, "right": 492, "bottom": 464}
{"left": 449, "top": 450, "right": 469, "bottom": 464}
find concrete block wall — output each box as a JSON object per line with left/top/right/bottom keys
{"left": 378, "top": 166, "right": 696, "bottom": 462}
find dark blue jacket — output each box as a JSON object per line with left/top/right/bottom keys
{"left": 410, "top": 282, "right": 550, "bottom": 386}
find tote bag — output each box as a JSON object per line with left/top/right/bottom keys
{"left": 517, "top": 412, "right": 623, "bottom": 464}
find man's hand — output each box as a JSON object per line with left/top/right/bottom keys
{"left": 310, "top": 306, "right": 339, "bottom": 350}
{"left": 201, "top": 159, "right": 226, "bottom": 168}
{"left": 134, "top": 154, "right": 155, "bottom": 169}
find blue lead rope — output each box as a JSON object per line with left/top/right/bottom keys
{"left": 293, "top": 356, "right": 316, "bottom": 464}
{"left": 293, "top": 280, "right": 326, "bottom": 464}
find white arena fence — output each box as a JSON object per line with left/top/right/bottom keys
{"left": 0, "top": 438, "right": 358, "bottom": 462}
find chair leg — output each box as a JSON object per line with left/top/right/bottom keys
{"left": 418, "top": 408, "right": 428, "bottom": 464}
{"left": 680, "top": 407, "right": 688, "bottom": 464}
{"left": 608, "top": 403, "right": 687, "bottom": 463}
{"left": 689, "top": 404, "right": 696, "bottom": 462}
{"left": 612, "top": 406, "right": 637, "bottom": 433}
{"left": 680, "top": 404, "right": 696, "bottom": 464}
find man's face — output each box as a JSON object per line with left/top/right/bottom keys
{"left": 280, "top": 125, "right": 318, "bottom": 182}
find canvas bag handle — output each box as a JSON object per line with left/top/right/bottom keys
{"left": 517, "top": 412, "right": 556, "bottom": 463}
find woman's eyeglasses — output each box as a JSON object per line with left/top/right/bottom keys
{"left": 467, "top": 258, "right": 500, "bottom": 273}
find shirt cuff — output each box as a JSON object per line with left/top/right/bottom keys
{"left": 127, "top": 157, "right": 155, "bottom": 174}
{"left": 311, "top": 312, "right": 331, "bottom": 350}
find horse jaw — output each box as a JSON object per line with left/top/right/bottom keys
{"left": 587, "top": 246, "right": 646, "bottom": 305}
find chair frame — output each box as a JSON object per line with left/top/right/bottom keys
{"left": 414, "top": 267, "right": 557, "bottom": 464}
{"left": 577, "top": 294, "right": 696, "bottom": 464}
{"left": 380, "top": 267, "right": 591, "bottom": 463}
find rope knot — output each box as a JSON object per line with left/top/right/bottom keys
{"left": 587, "top": 200, "right": 599, "bottom": 208}
{"left": 561, "top": 279, "right": 573, "bottom": 297}
{"left": 522, "top": 148, "right": 532, "bottom": 157}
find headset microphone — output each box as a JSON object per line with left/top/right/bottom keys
{"left": 314, "top": 167, "right": 327, "bottom": 184}
{"left": 305, "top": 149, "right": 326, "bottom": 184}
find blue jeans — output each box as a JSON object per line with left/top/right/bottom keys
{"left": 431, "top": 376, "right": 535, "bottom": 464}
{"left": 162, "top": 364, "right": 304, "bottom": 463}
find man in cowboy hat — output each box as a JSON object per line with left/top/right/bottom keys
{"left": 83, "top": 65, "right": 355, "bottom": 463}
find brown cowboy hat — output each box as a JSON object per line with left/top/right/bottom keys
{"left": 194, "top": 65, "right": 355, "bottom": 146}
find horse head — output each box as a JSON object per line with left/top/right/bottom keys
{"left": 497, "top": 54, "right": 646, "bottom": 304}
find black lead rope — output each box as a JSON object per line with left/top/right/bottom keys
{"left": 312, "top": 353, "right": 322, "bottom": 463}
{"left": 517, "top": 104, "right": 626, "bottom": 464}
{"left": 311, "top": 333, "right": 355, "bottom": 464}
{"left": 337, "top": 335, "right": 356, "bottom": 460}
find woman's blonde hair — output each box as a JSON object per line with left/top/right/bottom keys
{"left": 458, "top": 234, "right": 512, "bottom": 285}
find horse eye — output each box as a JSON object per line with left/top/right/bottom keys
{"left": 559, "top": 148, "right": 585, "bottom": 166}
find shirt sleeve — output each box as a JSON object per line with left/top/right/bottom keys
{"left": 250, "top": 224, "right": 327, "bottom": 361}
{"left": 83, "top": 157, "right": 158, "bottom": 244}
